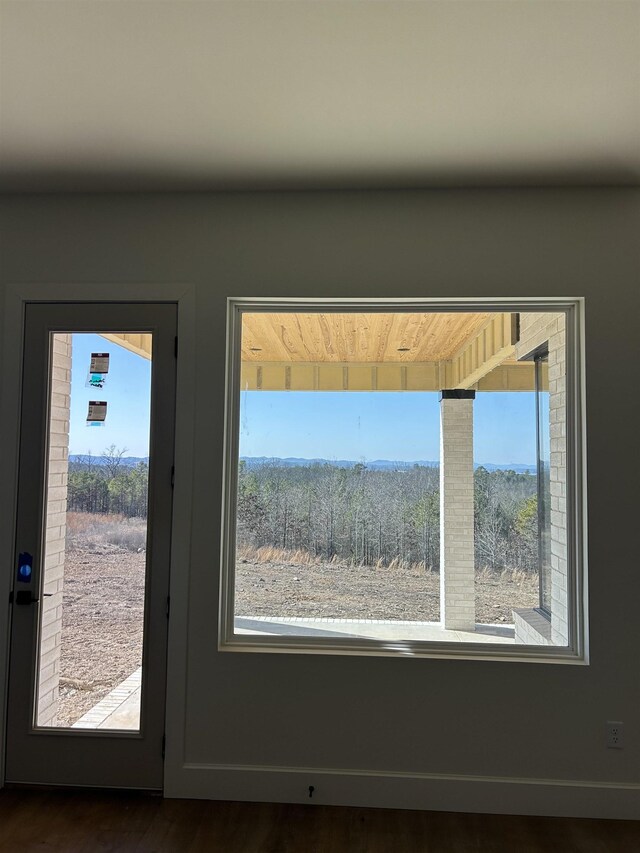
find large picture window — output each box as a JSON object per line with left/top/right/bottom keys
{"left": 220, "top": 300, "right": 586, "bottom": 662}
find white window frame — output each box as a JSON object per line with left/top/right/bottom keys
{"left": 219, "top": 297, "right": 588, "bottom": 664}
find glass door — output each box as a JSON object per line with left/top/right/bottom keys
{"left": 5, "top": 303, "right": 176, "bottom": 789}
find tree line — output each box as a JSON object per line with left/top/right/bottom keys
{"left": 67, "top": 450, "right": 539, "bottom": 572}
{"left": 237, "top": 460, "right": 539, "bottom": 572}
{"left": 67, "top": 446, "right": 149, "bottom": 518}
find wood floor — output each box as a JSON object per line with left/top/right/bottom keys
{"left": 0, "top": 789, "right": 639, "bottom": 852}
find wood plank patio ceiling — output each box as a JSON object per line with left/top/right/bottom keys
{"left": 100, "top": 333, "right": 153, "bottom": 360}
{"left": 241, "top": 312, "right": 492, "bottom": 364}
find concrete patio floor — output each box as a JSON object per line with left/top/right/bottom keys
{"left": 235, "top": 616, "right": 515, "bottom": 643}
{"left": 72, "top": 667, "right": 141, "bottom": 730}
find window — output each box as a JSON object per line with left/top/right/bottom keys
{"left": 220, "top": 299, "right": 587, "bottom": 662}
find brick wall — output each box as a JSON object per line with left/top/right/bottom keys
{"left": 513, "top": 609, "right": 552, "bottom": 645}
{"left": 37, "top": 333, "right": 71, "bottom": 725}
{"left": 514, "top": 313, "right": 568, "bottom": 646}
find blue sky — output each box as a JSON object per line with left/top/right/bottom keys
{"left": 67, "top": 334, "right": 536, "bottom": 464}
{"left": 68, "top": 334, "right": 151, "bottom": 457}
{"left": 239, "top": 390, "right": 536, "bottom": 465}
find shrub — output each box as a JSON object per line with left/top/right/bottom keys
{"left": 66, "top": 511, "right": 147, "bottom": 552}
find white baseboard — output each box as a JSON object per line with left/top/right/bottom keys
{"left": 164, "top": 763, "right": 640, "bottom": 820}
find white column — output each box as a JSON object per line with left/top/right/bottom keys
{"left": 440, "top": 390, "right": 476, "bottom": 632}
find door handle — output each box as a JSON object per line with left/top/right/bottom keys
{"left": 11, "top": 591, "right": 52, "bottom": 605}
{"left": 14, "top": 591, "right": 38, "bottom": 605}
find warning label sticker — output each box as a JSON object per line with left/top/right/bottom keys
{"left": 90, "top": 353, "right": 110, "bottom": 374}
{"left": 86, "top": 401, "right": 108, "bottom": 422}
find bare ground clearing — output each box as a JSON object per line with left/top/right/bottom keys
{"left": 58, "top": 547, "right": 537, "bottom": 726}
{"left": 236, "top": 558, "right": 538, "bottom": 623}
{"left": 57, "top": 544, "right": 145, "bottom": 727}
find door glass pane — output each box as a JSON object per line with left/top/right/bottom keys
{"left": 36, "top": 332, "right": 152, "bottom": 730}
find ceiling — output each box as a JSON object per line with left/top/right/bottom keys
{"left": 1, "top": 1, "right": 639, "bottom": 193}
{"left": 241, "top": 312, "right": 492, "bottom": 363}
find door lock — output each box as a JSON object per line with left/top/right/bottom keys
{"left": 13, "top": 551, "right": 53, "bottom": 603}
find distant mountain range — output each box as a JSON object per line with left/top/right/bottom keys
{"left": 241, "top": 456, "right": 536, "bottom": 474}
{"left": 70, "top": 454, "right": 535, "bottom": 475}
{"left": 70, "top": 454, "right": 149, "bottom": 467}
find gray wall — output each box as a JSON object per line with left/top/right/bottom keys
{"left": 1, "top": 189, "right": 639, "bottom": 811}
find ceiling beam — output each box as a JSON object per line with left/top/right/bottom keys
{"left": 240, "top": 360, "right": 534, "bottom": 392}
{"left": 447, "top": 313, "right": 517, "bottom": 389}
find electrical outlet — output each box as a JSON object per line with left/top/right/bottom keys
{"left": 606, "top": 721, "right": 624, "bottom": 749}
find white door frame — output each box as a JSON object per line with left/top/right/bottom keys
{"left": 0, "top": 283, "right": 196, "bottom": 789}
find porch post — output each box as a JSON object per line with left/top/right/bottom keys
{"left": 439, "top": 389, "right": 476, "bottom": 632}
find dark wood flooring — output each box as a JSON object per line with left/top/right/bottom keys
{"left": 0, "top": 789, "right": 639, "bottom": 852}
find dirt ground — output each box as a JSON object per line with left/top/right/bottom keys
{"left": 57, "top": 544, "right": 146, "bottom": 727}
{"left": 57, "top": 548, "right": 537, "bottom": 726}
{"left": 235, "top": 558, "right": 538, "bottom": 623}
